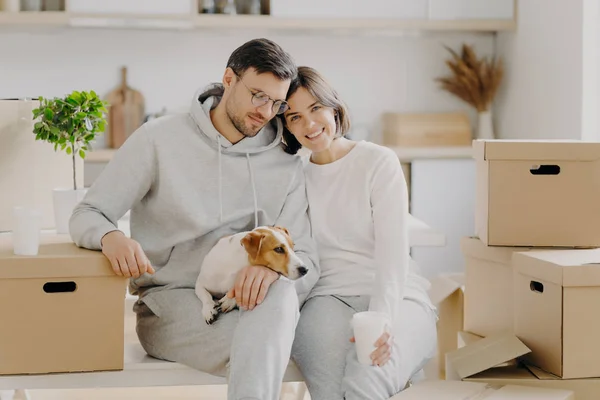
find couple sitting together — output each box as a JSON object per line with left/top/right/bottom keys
{"left": 69, "top": 38, "right": 438, "bottom": 400}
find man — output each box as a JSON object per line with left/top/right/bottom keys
{"left": 70, "top": 38, "right": 319, "bottom": 400}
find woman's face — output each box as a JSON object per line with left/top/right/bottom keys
{"left": 284, "top": 87, "right": 337, "bottom": 153}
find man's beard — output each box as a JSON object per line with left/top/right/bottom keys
{"left": 226, "top": 101, "right": 265, "bottom": 138}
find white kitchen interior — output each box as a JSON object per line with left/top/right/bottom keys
{"left": 1, "top": 0, "right": 599, "bottom": 399}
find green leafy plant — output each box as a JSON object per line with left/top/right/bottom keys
{"left": 32, "top": 90, "right": 108, "bottom": 190}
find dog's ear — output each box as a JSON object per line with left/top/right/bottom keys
{"left": 273, "top": 226, "right": 290, "bottom": 237}
{"left": 241, "top": 231, "right": 265, "bottom": 261}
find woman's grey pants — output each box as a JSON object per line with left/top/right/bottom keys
{"left": 291, "top": 295, "right": 437, "bottom": 400}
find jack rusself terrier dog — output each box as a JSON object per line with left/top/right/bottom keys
{"left": 195, "top": 225, "right": 308, "bottom": 324}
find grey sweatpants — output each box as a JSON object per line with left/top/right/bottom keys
{"left": 134, "top": 279, "right": 299, "bottom": 400}
{"left": 291, "top": 295, "right": 437, "bottom": 400}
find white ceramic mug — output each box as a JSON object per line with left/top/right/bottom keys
{"left": 351, "top": 311, "right": 391, "bottom": 365}
{"left": 12, "top": 206, "right": 42, "bottom": 256}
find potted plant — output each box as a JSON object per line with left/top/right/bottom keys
{"left": 436, "top": 44, "right": 504, "bottom": 140}
{"left": 32, "top": 90, "right": 108, "bottom": 233}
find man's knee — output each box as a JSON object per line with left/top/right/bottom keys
{"left": 262, "top": 279, "right": 299, "bottom": 311}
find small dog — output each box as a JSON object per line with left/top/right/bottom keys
{"left": 195, "top": 225, "right": 308, "bottom": 324}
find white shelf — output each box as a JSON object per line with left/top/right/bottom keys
{"left": 388, "top": 145, "right": 473, "bottom": 161}
{"left": 0, "top": 12, "right": 516, "bottom": 32}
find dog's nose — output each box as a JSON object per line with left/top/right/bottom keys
{"left": 298, "top": 266, "right": 308, "bottom": 276}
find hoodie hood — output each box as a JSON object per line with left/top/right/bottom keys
{"left": 190, "top": 83, "right": 284, "bottom": 155}
{"left": 189, "top": 84, "right": 284, "bottom": 229}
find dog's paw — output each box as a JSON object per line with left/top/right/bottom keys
{"left": 202, "top": 304, "right": 219, "bottom": 325}
{"left": 217, "top": 296, "right": 238, "bottom": 313}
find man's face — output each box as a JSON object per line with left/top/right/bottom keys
{"left": 224, "top": 68, "right": 291, "bottom": 138}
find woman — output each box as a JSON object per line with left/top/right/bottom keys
{"left": 280, "top": 67, "right": 438, "bottom": 400}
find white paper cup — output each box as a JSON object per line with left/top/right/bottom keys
{"left": 12, "top": 206, "right": 42, "bottom": 256}
{"left": 351, "top": 311, "right": 391, "bottom": 365}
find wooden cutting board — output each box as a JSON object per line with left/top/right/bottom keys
{"left": 105, "top": 67, "right": 145, "bottom": 149}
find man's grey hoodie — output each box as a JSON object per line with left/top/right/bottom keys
{"left": 69, "top": 84, "right": 320, "bottom": 306}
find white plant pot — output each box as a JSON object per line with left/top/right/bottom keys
{"left": 477, "top": 110, "right": 495, "bottom": 140}
{"left": 52, "top": 188, "right": 87, "bottom": 234}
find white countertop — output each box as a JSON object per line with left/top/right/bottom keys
{"left": 388, "top": 145, "right": 473, "bottom": 161}
{"left": 86, "top": 145, "right": 473, "bottom": 164}
{"left": 116, "top": 214, "right": 444, "bottom": 248}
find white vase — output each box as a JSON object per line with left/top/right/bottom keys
{"left": 477, "top": 110, "right": 495, "bottom": 140}
{"left": 52, "top": 188, "right": 87, "bottom": 234}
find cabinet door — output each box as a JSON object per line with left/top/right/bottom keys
{"left": 410, "top": 158, "right": 476, "bottom": 278}
{"left": 270, "top": 0, "right": 428, "bottom": 19}
{"left": 429, "top": 0, "right": 515, "bottom": 20}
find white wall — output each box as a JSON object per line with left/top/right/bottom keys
{"left": 0, "top": 29, "right": 494, "bottom": 147}
{"left": 494, "top": 0, "right": 600, "bottom": 141}
{"left": 494, "top": 0, "right": 584, "bottom": 140}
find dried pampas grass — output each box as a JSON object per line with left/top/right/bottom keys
{"left": 436, "top": 44, "right": 504, "bottom": 112}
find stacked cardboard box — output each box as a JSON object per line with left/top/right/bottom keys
{"left": 445, "top": 139, "right": 600, "bottom": 399}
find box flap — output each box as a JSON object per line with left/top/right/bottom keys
{"left": 472, "top": 139, "right": 600, "bottom": 161}
{"left": 525, "top": 364, "right": 562, "bottom": 380}
{"left": 393, "top": 381, "right": 573, "bottom": 400}
{"left": 390, "top": 380, "right": 493, "bottom": 399}
{"left": 461, "top": 236, "right": 534, "bottom": 264}
{"left": 490, "top": 385, "right": 574, "bottom": 399}
{"left": 0, "top": 235, "right": 114, "bottom": 279}
{"left": 428, "top": 273, "right": 464, "bottom": 305}
{"left": 446, "top": 333, "right": 531, "bottom": 380}
{"left": 513, "top": 249, "right": 600, "bottom": 287}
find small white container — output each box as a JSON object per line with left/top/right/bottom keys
{"left": 12, "top": 206, "right": 42, "bottom": 256}
{"left": 52, "top": 188, "right": 87, "bottom": 234}
{"left": 351, "top": 311, "right": 391, "bottom": 365}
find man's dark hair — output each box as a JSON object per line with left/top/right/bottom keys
{"left": 227, "top": 38, "right": 297, "bottom": 81}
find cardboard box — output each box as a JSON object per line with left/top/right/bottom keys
{"left": 447, "top": 332, "right": 600, "bottom": 400}
{"left": 513, "top": 249, "right": 600, "bottom": 379}
{"left": 473, "top": 139, "right": 600, "bottom": 247}
{"left": 392, "top": 380, "right": 574, "bottom": 399}
{"left": 382, "top": 112, "right": 472, "bottom": 147}
{"left": 0, "top": 234, "right": 127, "bottom": 375}
{"left": 424, "top": 273, "right": 464, "bottom": 378}
{"left": 462, "top": 236, "right": 520, "bottom": 337}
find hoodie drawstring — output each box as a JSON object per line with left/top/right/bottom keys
{"left": 246, "top": 153, "right": 259, "bottom": 229}
{"left": 216, "top": 135, "right": 258, "bottom": 229}
{"left": 217, "top": 135, "right": 223, "bottom": 223}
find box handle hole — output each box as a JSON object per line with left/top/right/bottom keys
{"left": 530, "top": 281, "right": 544, "bottom": 293}
{"left": 43, "top": 281, "right": 77, "bottom": 293}
{"left": 530, "top": 165, "right": 560, "bottom": 175}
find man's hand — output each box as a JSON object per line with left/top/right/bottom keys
{"left": 226, "top": 265, "right": 279, "bottom": 311}
{"left": 350, "top": 331, "right": 394, "bottom": 367}
{"left": 101, "top": 230, "right": 155, "bottom": 278}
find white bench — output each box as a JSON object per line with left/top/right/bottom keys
{"left": 0, "top": 341, "right": 305, "bottom": 390}
{"left": 0, "top": 215, "right": 445, "bottom": 400}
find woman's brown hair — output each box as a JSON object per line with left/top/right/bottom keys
{"left": 281, "top": 66, "right": 351, "bottom": 155}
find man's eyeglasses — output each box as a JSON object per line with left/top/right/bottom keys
{"left": 234, "top": 72, "right": 289, "bottom": 115}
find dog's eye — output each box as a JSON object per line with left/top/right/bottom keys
{"left": 274, "top": 247, "right": 285, "bottom": 254}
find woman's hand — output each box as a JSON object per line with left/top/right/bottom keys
{"left": 350, "top": 331, "right": 394, "bottom": 367}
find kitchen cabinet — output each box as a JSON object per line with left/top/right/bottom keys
{"left": 270, "top": 0, "right": 428, "bottom": 19}
{"left": 429, "top": 0, "right": 514, "bottom": 20}
{"left": 409, "top": 158, "right": 476, "bottom": 279}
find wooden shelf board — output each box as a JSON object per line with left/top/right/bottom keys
{"left": 0, "top": 12, "right": 516, "bottom": 32}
